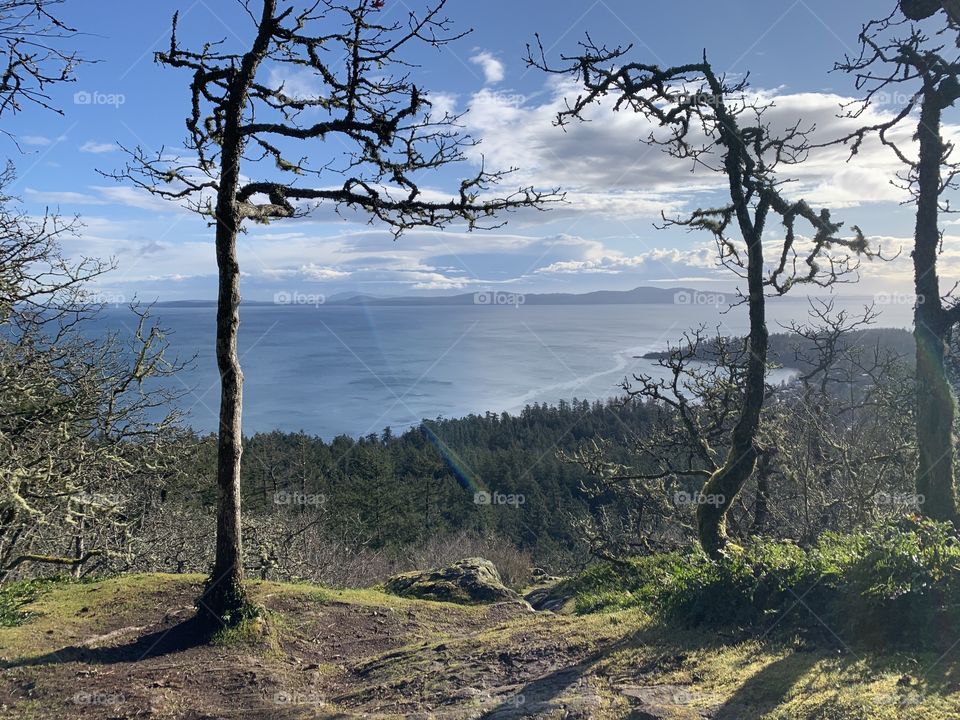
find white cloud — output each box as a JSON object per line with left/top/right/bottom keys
{"left": 266, "top": 66, "right": 323, "bottom": 101}
{"left": 26, "top": 188, "right": 108, "bottom": 205}
{"left": 37, "top": 74, "right": 949, "bottom": 301}
{"left": 79, "top": 140, "right": 117, "bottom": 154}
{"left": 25, "top": 184, "right": 203, "bottom": 215}
{"left": 537, "top": 245, "right": 717, "bottom": 276}
{"left": 298, "top": 263, "right": 350, "bottom": 281}
{"left": 461, "top": 80, "right": 934, "bottom": 216}
{"left": 59, "top": 209, "right": 930, "bottom": 301}
{"left": 426, "top": 91, "right": 458, "bottom": 120}
{"left": 62, "top": 209, "right": 721, "bottom": 295}
{"left": 410, "top": 273, "right": 471, "bottom": 290}
{"left": 21, "top": 135, "right": 53, "bottom": 146}
{"left": 93, "top": 185, "right": 195, "bottom": 213}
{"left": 469, "top": 51, "right": 505, "bottom": 84}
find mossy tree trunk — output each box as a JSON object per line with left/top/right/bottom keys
{"left": 130, "top": 0, "right": 556, "bottom": 627}
{"left": 750, "top": 450, "right": 773, "bottom": 534}
{"left": 831, "top": 5, "right": 960, "bottom": 524}
{"left": 693, "top": 98, "right": 772, "bottom": 560}
{"left": 198, "top": 1, "right": 275, "bottom": 626}
{"left": 913, "top": 86, "right": 959, "bottom": 524}
{"left": 697, "top": 223, "right": 768, "bottom": 559}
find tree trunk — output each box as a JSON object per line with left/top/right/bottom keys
{"left": 750, "top": 451, "right": 772, "bottom": 535}
{"left": 913, "top": 88, "right": 959, "bottom": 523}
{"left": 71, "top": 518, "right": 84, "bottom": 579}
{"left": 197, "top": 0, "right": 276, "bottom": 627}
{"left": 197, "top": 169, "right": 249, "bottom": 623}
{"left": 697, "top": 230, "right": 768, "bottom": 558}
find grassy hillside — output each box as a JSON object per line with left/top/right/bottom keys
{"left": 0, "top": 573, "right": 958, "bottom": 719}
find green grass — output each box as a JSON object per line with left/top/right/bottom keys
{"left": 0, "top": 570, "right": 958, "bottom": 718}
{"left": 0, "top": 576, "right": 72, "bottom": 626}
{"left": 548, "top": 517, "right": 960, "bottom": 650}
{"left": 210, "top": 610, "right": 284, "bottom": 657}
{"left": 0, "top": 573, "right": 202, "bottom": 658}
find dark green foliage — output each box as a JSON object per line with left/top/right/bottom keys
{"left": 557, "top": 518, "right": 960, "bottom": 649}
{"left": 821, "top": 517, "right": 960, "bottom": 646}
{"left": 552, "top": 554, "right": 683, "bottom": 614}
{"left": 642, "top": 328, "right": 915, "bottom": 375}
{"left": 179, "top": 398, "right": 657, "bottom": 568}
{"left": 0, "top": 577, "right": 69, "bottom": 626}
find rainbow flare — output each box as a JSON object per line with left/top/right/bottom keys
{"left": 421, "top": 423, "right": 489, "bottom": 495}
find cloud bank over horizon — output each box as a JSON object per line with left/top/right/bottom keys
{"left": 30, "top": 76, "right": 948, "bottom": 303}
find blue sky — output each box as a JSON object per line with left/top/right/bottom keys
{"left": 3, "top": 0, "right": 951, "bottom": 301}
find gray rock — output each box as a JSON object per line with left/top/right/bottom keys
{"left": 384, "top": 558, "right": 519, "bottom": 605}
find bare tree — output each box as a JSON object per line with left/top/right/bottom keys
{"left": 565, "top": 328, "right": 748, "bottom": 557}
{"left": 0, "top": 0, "right": 80, "bottom": 124}
{"left": 831, "top": 2, "right": 960, "bottom": 522}
{"left": 529, "top": 37, "right": 876, "bottom": 557}
{"left": 569, "top": 304, "right": 915, "bottom": 556}
{"left": 766, "top": 302, "right": 915, "bottom": 540}
{"left": 109, "top": 0, "right": 557, "bottom": 624}
{"left": 0, "top": 167, "right": 189, "bottom": 582}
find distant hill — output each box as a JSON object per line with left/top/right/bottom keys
{"left": 642, "top": 327, "right": 916, "bottom": 372}
{"left": 155, "top": 286, "right": 736, "bottom": 308}
{"left": 152, "top": 299, "right": 276, "bottom": 308}
{"left": 331, "top": 286, "right": 734, "bottom": 306}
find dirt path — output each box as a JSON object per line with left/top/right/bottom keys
{"left": 0, "top": 575, "right": 671, "bottom": 719}
{"left": 1, "top": 574, "right": 950, "bottom": 719}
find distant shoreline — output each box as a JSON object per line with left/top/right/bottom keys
{"left": 149, "top": 286, "right": 882, "bottom": 309}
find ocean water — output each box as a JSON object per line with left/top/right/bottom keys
{"left": 90, "top": 298, "right": 914, "bottom": 439}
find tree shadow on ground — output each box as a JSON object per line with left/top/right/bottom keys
{"left": 478, "top": 620, "right": 960, "bottom": 719}
{"left": 480, "top": 635, "right": 635, "bottom": 719}
{"left": 2, "top": 614, "right": 210, "bottom": 668}
{"left": 711, "top": 650, "right": 822, "bottom": 720}
{"left": 477, "top": 623, "right": 739, "bottom": 719}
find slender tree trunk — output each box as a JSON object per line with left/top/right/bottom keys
{"left": 71, "top": 519, "right": 84, "bottom": 579}
{"left": 914, "top": 89, "right": 959, "bottom": 523}
{"left": 201, "top": 167, "right": 248, "bottom": 621}
{"left": 697, "top": 230, "right": 768, "bottom": 558}
{"left": 750, "top": 451, "right": 772, "bottom": 535}
{"left": 197, "top": 0, "right": 276, "bottom": 626}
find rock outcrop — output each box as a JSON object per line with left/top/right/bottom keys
{"left": 384, "top": 557, "right": 519, "bottom": 605}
